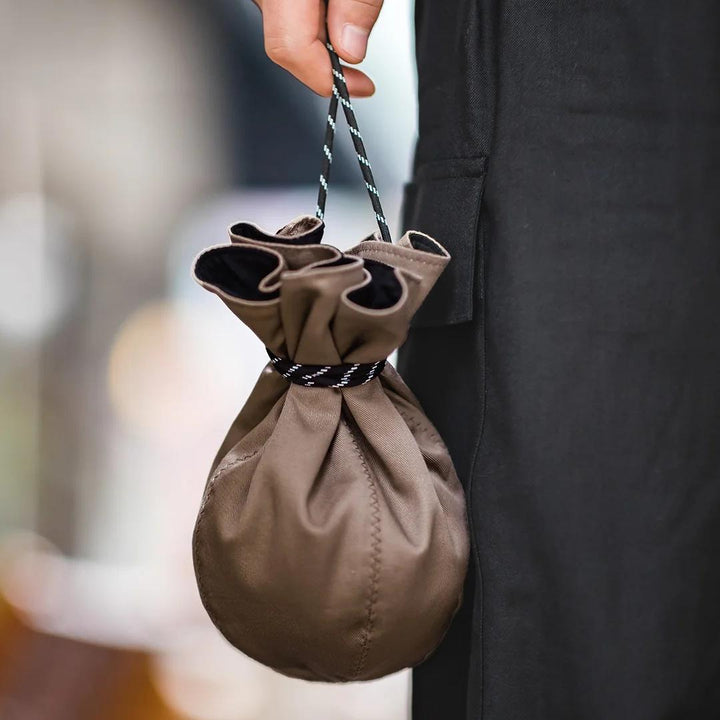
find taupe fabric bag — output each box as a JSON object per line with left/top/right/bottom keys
{"left": 191, "top": 39, "right": 469, "bottom": 682}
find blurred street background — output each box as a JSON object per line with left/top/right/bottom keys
{"left": 0, "top": 0, "right": 417, "bottom": 717}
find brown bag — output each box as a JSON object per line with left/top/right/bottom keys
{"left": 191, "top": 40, "right": 469, "bottom": 683}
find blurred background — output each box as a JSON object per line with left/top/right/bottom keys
{"left": 0, "top": 0, "right": 417, "bottom": 717}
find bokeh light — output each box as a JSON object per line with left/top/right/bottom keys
{"left": 0, "top": 0, "right": 415, "bottom": 717}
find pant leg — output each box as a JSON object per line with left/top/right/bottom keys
{"left": 401, "top": 1, "right": 720, "bottom": 718}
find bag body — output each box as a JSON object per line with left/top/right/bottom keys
{"left": 192, "top": 214, "right": 469, "bottom": 681}
{"left": 193, "top": 356, "right": 468, "bottom": 681}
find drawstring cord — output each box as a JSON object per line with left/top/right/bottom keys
{"left": 315, "top": 32, "right": 392, "bottom": 244}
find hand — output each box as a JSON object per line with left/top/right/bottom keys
{"left": 252, "top": 0, "right": 383, "bottom": 97}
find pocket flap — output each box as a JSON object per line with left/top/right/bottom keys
{"left": 400, "top": 156, "right": 487, "bottom": 328}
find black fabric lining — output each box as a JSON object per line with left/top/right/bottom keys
{"left": 230, "top": 220, "right": 324, "bottom": 246}
{"left": 197, "top": 249, "right": 404, "bottom": 309}
{"left": 407, "top": 231, "right": 445, "bottom": 256}
{"left": 195, "top": 246, "right": 280, "bottom": 300}
{"left": 347, "top": 259, "right": 402, "bottom": 310}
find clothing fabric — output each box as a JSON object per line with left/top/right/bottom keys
{"left": 397, "top": 1, "right": 720, "bottom": 718}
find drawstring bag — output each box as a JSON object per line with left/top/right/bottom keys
{"left": 191, "top": 39, "right": 469, "bottom": 682}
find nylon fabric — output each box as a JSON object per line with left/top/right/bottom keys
{"left": 191, "top": 215, "right": 470, "bottom": 682}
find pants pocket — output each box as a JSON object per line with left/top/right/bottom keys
{"left": 400, "top": 155, "right": 488, "bottom": 328}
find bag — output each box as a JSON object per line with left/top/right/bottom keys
{"left": 191, "top": 38, "right": 470, "bottom": 682}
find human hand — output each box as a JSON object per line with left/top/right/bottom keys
{"left": 252, "top": 0, "right": 383, "bottom": 97}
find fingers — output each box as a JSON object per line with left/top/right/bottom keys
{"left": 327, "top": 0, "right": 383, "bottom": 64}
{"left": 336, "top": 66, "right": 376, "bottom": 97}
{"left": 260, "top": 0, "right": 375, "bottom": 97}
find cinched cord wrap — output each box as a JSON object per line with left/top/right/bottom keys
{"left": 267, "top": 349, "right": 386, "bottom": 388}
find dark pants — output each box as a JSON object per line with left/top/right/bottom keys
{"left": 397, "top": 1, "right": 720, "bottom": 718}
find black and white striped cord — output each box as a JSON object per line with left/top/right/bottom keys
{"left": 316, "top": 90, "right": 338, "bottom": 222}
{"left": 267, "top": 349, "right": 386, "bottom": 388}
{"left": 315, "top": 35, "right": 392, "bottom": 244}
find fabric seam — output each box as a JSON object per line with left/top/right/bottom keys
{"left": 344, "top": 415, "right": 382, "bottom": 681}
{"left": 358, "top": 247, "right": 447, "bottom": 267}
{"left": 466, "top": 200, "right": 490, "bottom": 720}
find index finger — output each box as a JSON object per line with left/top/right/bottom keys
{"left": 261, "top": 0, "right": 374, "bottom": 96}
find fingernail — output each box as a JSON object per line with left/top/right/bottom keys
{"left": 341, "top": 23, "right": 369, "bottom": 61}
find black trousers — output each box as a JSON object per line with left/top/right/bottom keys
{"left": 397, "top": 1, "right": 720, "bottom": 718}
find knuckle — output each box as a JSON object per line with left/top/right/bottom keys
{"left": 265, "top": 40, "right": 293, "bottom": 65}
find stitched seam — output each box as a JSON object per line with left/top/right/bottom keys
{"left": 467, "top": 199, "right": 489, "bottom": 720}
{"left": 344, "top": 417, "right": 382, "bottom": 680}
{"left": 193, "top": 449, "right": 261, "bottom": 633}
{"left": 358, "top": 247, "right": 447, "bottom": 266}
{"left": 395, "top": 405, "right": 446, "bottom": 451}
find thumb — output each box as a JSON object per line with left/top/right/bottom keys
{"left": 327, "top": 0, "right": 383, "bottom": 64}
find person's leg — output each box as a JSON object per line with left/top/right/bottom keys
{"left": 402, "top": 1, "right": 720, "bottom": 718}
{"left": 399, "top": 316, "right": 486, "bottom": 720}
